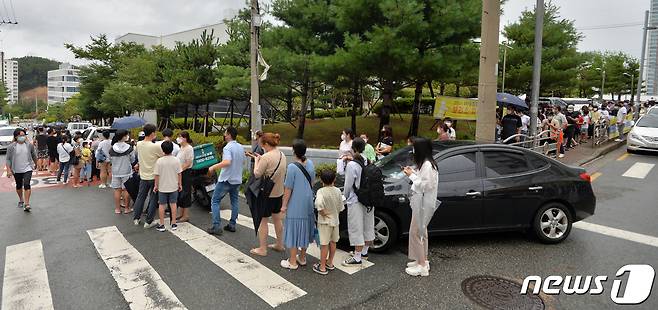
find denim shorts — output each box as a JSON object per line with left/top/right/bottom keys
{"left": 158, "top": 191, "right": 179, "bottom": 205}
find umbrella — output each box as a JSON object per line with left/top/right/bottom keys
{"left": 112, "top": 116, "right": 146, "bottom": 130}
{"left": 497, "top": 92, "right": 528, "bottom": 110}
{"left": 245, "top": 175, "right": 264, "bottom": 236}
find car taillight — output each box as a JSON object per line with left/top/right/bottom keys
{"left": 579, "top": 172, "right": 591, "bottom": 182}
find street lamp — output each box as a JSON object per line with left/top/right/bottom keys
{"left": 623, "top": 72, "right": 635, "bottom": 102}
{"left": 595, "top": 67, "right": 606, "bottom": 101}
{"left": 501, "top": 42, "right": 513, "bottom": 93}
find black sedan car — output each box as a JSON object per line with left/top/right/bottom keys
{"left": 334, "top": 141, "right": 596, "bottom": 252}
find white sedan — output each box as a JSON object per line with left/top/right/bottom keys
{"left": 627, "top": 114, "right": 658, "bottom": 153}
{"left": 0, "top": 126, "right": 19, "bottom": 153}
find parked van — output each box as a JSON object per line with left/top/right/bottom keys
{"left": 67, "top": 122, "right": 93, "bottom": 133}
{"left": 82, "top": 127, "right": 117, "bottom": 144}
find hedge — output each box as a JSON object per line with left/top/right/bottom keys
{"left": 372, "top": 97, "right": 435, "bottom": 115}
{"left": 306, "top": 107, "right": 351, "bottom": 119}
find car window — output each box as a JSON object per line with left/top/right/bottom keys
{"left": 0, "top": 128, "right": 15, "bottom": 136}
{"left": 637, "top": 115, "right": 658, "bottom": 128}
{"left": 484, "top": 151, "right": 530, "bottom": 177}
{"left": 378, "top": 147, "right": 414, "bottom": 178}
{"left": 438, "top": 152, "right": 477, "bottom": 182}
{"left": 526, "top": 152, "right": 550, "bottom": 170}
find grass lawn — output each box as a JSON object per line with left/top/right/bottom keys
{"left": 247, "top": 114, "right": 475, "bottom": 148}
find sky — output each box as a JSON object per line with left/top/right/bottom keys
{"left": 0, "top": 0, "right": 651, "bottom": 64}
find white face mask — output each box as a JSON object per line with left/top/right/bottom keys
{"left": 341, "top": 134, "right": 346, "bottom": 141}
{"left": 176, "top": 137, "right": 184, "bottom": 144}
{"left": 445, "top": 121, "right": 452, "bottom": 128}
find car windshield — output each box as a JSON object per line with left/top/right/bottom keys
{"left": 0, "top": 128, "right": 15, "bottom": 136}
{"left": 648, "top": 108, "right": 658, "bottom": 116}
{"left": 637, "top": 116, "right": 658, "bottom": 128}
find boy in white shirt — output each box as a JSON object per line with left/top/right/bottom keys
{"left": 154, "top": 141, "right": 182, "bottom": 232}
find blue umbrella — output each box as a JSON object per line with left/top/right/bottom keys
{"left": 111, "top": 116, "right": 146, "bottom": 130}
{"left": 497, "top": 92, "right": 528, "bottom": 110}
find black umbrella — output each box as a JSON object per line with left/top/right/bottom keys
{"left": 245, "top": 175, "right": 264, "bottom": 236}
{"left": 497, "top": 92, "right": 528, "bottom": 110}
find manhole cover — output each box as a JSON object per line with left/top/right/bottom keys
{"left": 462, "top": 275, "right": 545, "bottom": 310}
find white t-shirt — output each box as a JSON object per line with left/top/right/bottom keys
{"left": 616, "top": 106, "right": 627, "bottom": 124}
{"left": 177, "top": 144, "right": 194, "bottom": 170}
{"left": 338, "top": 140, "right": 353, "bottom": 159}
{"left": 154, "top": 155, "right": 182, "bottom": 193}
{"left": 57, "top": 143, "right": 73, "bottom": 163}
{"left": 448, "top": 127, "right": 456, "bottom": 140}
{"left": 521, "top": 114, "right": 530, "bottom": 131}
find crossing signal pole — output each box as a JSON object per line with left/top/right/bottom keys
{"left": 249, "top": 0, "right": 262, "bottom": 146}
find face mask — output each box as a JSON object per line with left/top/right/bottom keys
{"left": 176, "top": 137, "right": 183, "bottom": 144}
{"left": 77, "top": 139, "right": 82, "bottom": 143}
{"left": 445, "top": 121, "right": 452, "bottom": 127}
{"left": 341, "top": 134, "right": 346, "bottom": 141}
{"left": 17, "top": 136, "right": 26, "bottom": 143}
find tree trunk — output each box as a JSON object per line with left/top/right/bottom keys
{"left": 440, "top": 82, "right": 445, "bottom": 95}
{"left": 286, "top": 87, "right": 293, "bottom": 121}
{"left": 309, "top": 84, "right": 315, "bottom": 120}
{"left": 631, "top": 90, "right": 635, "bottom": 103}
{"left": 296, "top": 76, "right": 310, "bottom": 139}
{"left": 617, "top": 93, "right": 621, "bottom": 101}
{"left": 408, "top": 80, "right": 423, "bottom": 138}
{"left": 184, "top": 104, "right": 189, "bottom": 129}
{"left": 351, "top": 80, "right": 359, "bottom": 134}
{"left": 377, "top": 81, "right": 394, "bottom": 141}
{"left": 456, "top": 84, "right": 461, "bottom": 98}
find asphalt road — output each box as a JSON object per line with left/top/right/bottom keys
{"left": 0, "top": 148, "right": 656, "bottom": 310}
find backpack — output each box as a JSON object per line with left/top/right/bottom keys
{"left": 351, "top": 158, "right": 385, "bottom": 208}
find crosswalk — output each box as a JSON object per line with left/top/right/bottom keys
{"left": 1, "top": 217, "right": 374, "bottom": 309}
{"left": 621, "top": 162, "right": 655, "bottom": 179}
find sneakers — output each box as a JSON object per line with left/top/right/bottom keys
{"left": 405, "top": 264, "right": 429, "bottom": 277}
{"left": 144, "top": 221, "right": 158, "bottom": 229}
{"left": 406, "top": 261, "right": 430, "bottom": 271}
{"left": 558, "top": 154, "right": 565, "bottom": 158}
{"left": 349, "top": 251, "right": 368, "bottom": 260}
{"left": 98, "top": 184, "right": 107, "bottom": 189}
{"left": 133, "top": 219, "right": 140, "bottom": 226}
{"left": 341, "top": 256, "right": 362, "bottom": 267}
{"left": 207, "top": 227, "right": 223, "bottom": 236}
{"left": 171, "top": 224, "right": 178, "bottom": 231}
{"left": 223, "top": 224, "right": 236, "bottom": 232}
{"left": 156, "top": 224, "right": 166, "bottom": 232}
{"left": 17, "top": 201, "right": 23, "bottom": 208}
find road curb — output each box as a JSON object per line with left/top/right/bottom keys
{"left": 574, "top": 141, "right": 625, "bottom": 166}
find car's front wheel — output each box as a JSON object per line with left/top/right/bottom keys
{"left": 533, "top": 202, "right": 573, "bottom": 244}
{"left": 370, "top": 210, "right": 398, "bottom": 253}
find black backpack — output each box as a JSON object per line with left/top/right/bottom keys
{"left": 351, "top": 158, "right": 385, "bottom": 208}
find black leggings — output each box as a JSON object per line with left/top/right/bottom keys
{"left": 14, "top": 171, "right": 33, "bottom": 190}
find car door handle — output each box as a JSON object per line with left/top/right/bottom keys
{"left": 528, "top": 186, "right": 543, "bottom": 191}
{"left": 465, "top": 191, "right": 481, "bottom": 197}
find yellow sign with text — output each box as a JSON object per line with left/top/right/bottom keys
{"left": 433, "top": 96, "right": 478, "bottom": 120}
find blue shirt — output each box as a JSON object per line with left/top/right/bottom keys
{"left": 218, "top": 140, "right": 245, "bottom": 185}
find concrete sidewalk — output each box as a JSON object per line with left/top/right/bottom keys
{"left": 559, "top": 138, "right": 625, "bottom": 166}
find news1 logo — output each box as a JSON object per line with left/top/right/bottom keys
{"left": 521, "top": 264, "right": 655, "bottom": 305}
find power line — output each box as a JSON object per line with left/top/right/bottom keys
{"left": 577, "top": 22, "right": 643, "bottom": 31}
{"left": 8, "top": 0, "right": 17, "bottom": 23}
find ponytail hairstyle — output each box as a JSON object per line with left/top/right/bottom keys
{"left": 292, "top": 139, "right": 307, "bottom": 162}
{"left": 179, "top": 131, "right": 193, "bottom": 145}
{"left": 261, "top": 132, "right": 281, "bottom": 147}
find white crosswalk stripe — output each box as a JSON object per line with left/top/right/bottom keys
{"left": 220, "top": 210, "right": 374, "bottom": 274}
{"left": 2, "top": 240, "right": 54, "bottom": 310}
{"left": 622, "top": 162, "right": 655, "bottom": 179}
{"left": 169, "top": 222, "right": 306, "bottom": 307}
{"left": 87, "top": 226, "right": 187, "bottom": 310}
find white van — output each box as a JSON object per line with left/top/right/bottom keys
{"left": 67, "top": 122, "right": 93, "bottom": 133}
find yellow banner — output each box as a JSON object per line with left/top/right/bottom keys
{"left": 433, "top": 96, "right": 477, "bottom": 120}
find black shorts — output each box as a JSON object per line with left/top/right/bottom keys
{"left": 14, "top": 171, "right": 33, "bottom": 190}
{"left": 37, "top": 149, "right": 49, "bottom": 159}
{"left": 262, "top": 196, "right": 283, "bottom": 218}
{"left": 48, "top": 150, "right": 58, "bottom": 162}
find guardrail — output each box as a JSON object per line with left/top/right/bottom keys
{"left": 501, "top": 130, "right": 559, "bottom": 157}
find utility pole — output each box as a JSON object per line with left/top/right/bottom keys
{"left": 249, "top": 0, "right": 262, "bottom": 145}
{"left": 501, "top": 42, "right": 513, "bottom": 93}
{"left": 475, "top": 0, "right": 501, "bottom": 143}
{"left": 529, "top": 0, "right": 544, "bottom": 137}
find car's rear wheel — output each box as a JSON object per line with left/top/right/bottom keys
{"left": 370, "top": 210, "right": 398, "bottom": 253}
{"left": 533, "top": 202, "right": 572, "bottom": 244}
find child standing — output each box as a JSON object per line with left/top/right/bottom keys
{"left": 153, "top": 141, "right": 182, "bottom": 232}
{"left": 80, "top": 142, "right": 93, "bottom": 186}
{"left": 313, "top": 170, "right": 345, "bottom": 275}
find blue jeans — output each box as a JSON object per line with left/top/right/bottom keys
{"left": 57, "top": 161, "right": 70, "bottom": 182}
{"left": 210, "top": 181, "right": 240, "bottom": 230}
{"left": 133, "top": 179, "right": 158, "bottom": 224}
{"left": 81, "top": 163, "right": 92, "bottom": 182}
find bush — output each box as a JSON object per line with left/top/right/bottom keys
{"left": 314, "top": 162, "right": 337, "bottom": 178}
{"left": 372, "top": 97, "right": 435, "bottom": 115}
{"left": 307, "top": 107, "right": 350, "bottom": 119}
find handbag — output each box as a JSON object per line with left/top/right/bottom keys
{"left": 250, "top": 152, "right": 283, "bottom": 198}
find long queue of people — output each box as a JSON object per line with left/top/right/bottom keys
{"left": 5, "top": 123, "right": 441, "bottom": 278}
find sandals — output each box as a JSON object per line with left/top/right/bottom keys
{"left": 115, "top": 210, "right": 122, "bottom": 214}
{"left": 23, "top": 204, "right": 31, "bottom": 212}
{"left": 280, "top": 260, "right": 298, "bottom": 270}
{"left": 296, "top": 255, "right": 307, "bottom": 267}
{"left": 313, "top": 263, "right": 328, "bottom": 275}
{"left": 249, "top": 248, "right": 267, "bottom": 257}
{"left": 123, "top": 209, "right": 133, "bottom": 214}
{"left": 326, "top": 264, "right": 336, "bottom": 271}
{"left": 267, "top": 244, "right": 285, "bottom": 252}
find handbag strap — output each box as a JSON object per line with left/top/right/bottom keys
{"left": 293, "top": 162, "right": 312, "bottom": 190}
{"left": 268, "top": 151, "right": 283, "bottom": 178}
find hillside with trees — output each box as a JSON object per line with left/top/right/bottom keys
{"left": 12, "top": 56, "right": 60, "bottom": 93}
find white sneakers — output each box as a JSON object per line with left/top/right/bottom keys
{"left": 405, "top": 264, "right": 429, "bottom": 277}
{"left": 406, "top": 261, "right": 430, "bottom": 271}
{"left": 143, "top": 222, "right": 158, "bottom": 229}
{"left": 558, "top": 154, "right": 565, "bottom": 158}
{"left": 98, "top": 184, "right": 107, "bottom": 189}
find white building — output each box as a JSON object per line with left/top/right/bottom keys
{"left": 47, "top": 63, "right": 80, "bottom": 105}
{"left": 2, "top": 59, "right": 18, "bottom": 104}
{"left": 647, "top": 0, "right": 658, "bottom": 96}
{"left": 115, "top": 22, "right": 229, "bottom": 49}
